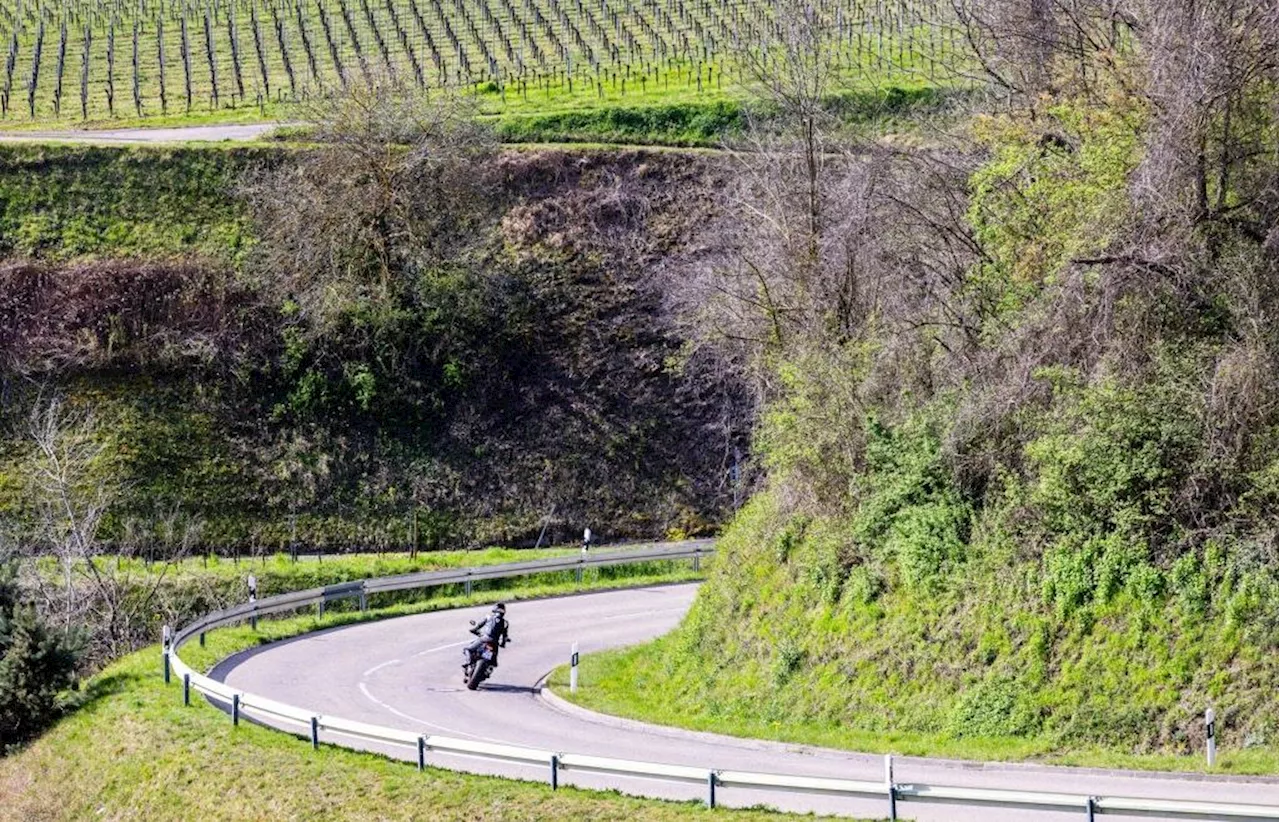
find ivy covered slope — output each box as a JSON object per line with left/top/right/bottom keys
{"left": 566, "top": 28, "right": 1279, "bottom": 769}
{"left": 0, "top": 139, "right": 749, "bottom": 551}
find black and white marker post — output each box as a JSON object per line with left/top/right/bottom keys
{"left": 1205, "top": 707, "right": 1216, "bottom": 767}
{"left": 570, "top": 641, "right": 580, "bottom": 693}
{"left": 247, "top": 574, "right": 258, "bottom": 630}
{"left": 884, "top": 754, "right": 897, "bottom": 821}
{"left": 161, "top": 624, "right": 172, "bottom": 683}
{"left": 577, "top": 528, "right": 591, "bottom": 583}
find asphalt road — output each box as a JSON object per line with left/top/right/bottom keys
{"left": 0, "top": 124, "right": 278, "bottom": 143}
{"left": 216, "top": 584, "right": 1278, "bottom": 821}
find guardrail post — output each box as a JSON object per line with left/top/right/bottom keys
{"left": 549, "top": 754, "right": 559, "bottom": 789}
{"left": 417, "top": 736, "right": 426, "bottom": 771}
{"left": 182, "top": 673, "right": 191, "bottom": 706}
{"left": 706, "top": 770, "right": 717, "bottom": 808}
{"left": 359, "top": 587, "right": 368, "bottom": 613}
{"left": 1085, "top": 796, "right": 1096, "bottom": 822}
{"left": 199, "top": 631, "right": 205, "bottom": 647}
{"left": 693, "top": 549, "right": 700, "bottom": 572}
{"left": 575, "top": 559, "right": 583, "bottom": 584}
{"left": 318, "top": 599, "right": 325, "bottom": 619}
{"left": 465, "top": 575, "right": 472, "bottom": 597}
{"left": 885, "top": 754, "right": 897, "bottom": 821}
{"left": 232, "top": 693, "right": 241, "bottom": 726}
{"left": 310, "top": 716, "right": 320, "bottom": 749}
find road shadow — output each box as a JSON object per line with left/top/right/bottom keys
{"left": 480, "top": 682, "right": 539, "bottom": 695}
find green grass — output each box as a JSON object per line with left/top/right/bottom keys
{"left": 32, "top": 543, "right": 685, "bottom": 607}
{"left": 0, "top": 142, "right": 272, "bottom": 260}
{"left": 0, "top": 573, "right": 873, "bottom": 821}
{"left": 540, "top": 495, "right": 1279, "bottom": 778}
{"left": 61, "top": 544, "right": 586, "bottom": 584}
{"left": 546, "top": 642, "right": 1278, "bottom": 776}
{"left": 488, "top": 86, "right": 949, "bottom": 146}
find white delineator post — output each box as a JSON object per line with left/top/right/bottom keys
{"left": 885, "top": 753, "right": 897, "bottom": 821}
{"left": 248, "top": 574, "right": 258, "bottom": 630}
{"left": 161, "top": 624, "right": 172, "bottom": 683}
{"left": 1205, "top": 707, "right": 1216, "bottom": 767}
{"left": 570, "top": 641, "right": 580, "bottom": 693}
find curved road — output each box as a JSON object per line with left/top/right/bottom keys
{"left": 216, "top": 584, "right": 1277, "bottom": 821}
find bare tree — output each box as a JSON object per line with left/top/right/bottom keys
{"left": 25, "top": 395, "right": 113, "bottom": 632}
{"left": 663, "top": 0, "right": 989, "bottom": 515}
{"left": 22, "top": 394, "right": 197, "bottom": 663}
{"left": 245, "top": 77, "right": 497, "bottom": 325}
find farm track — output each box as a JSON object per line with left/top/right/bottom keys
{"left": 0, "top": 121, "right": 278, "bottom": 141}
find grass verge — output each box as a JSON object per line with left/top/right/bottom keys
{"left": 545, "top": 641, "right": 1277, "bottom": 777}
{"left": 66, "top": 544, "right": 587, "bottom": 587}
{"left": 1, "top": 566, "right": 870, "bottom": 821}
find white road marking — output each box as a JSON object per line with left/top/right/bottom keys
{"left": 412, "top": 640, "right": 468, "bottom": 658}
{"left": 356, "top": 637, "right": 515, "bottom": 744}
{"left": 356, "top": 681, "right": 513, "bottom": 745}
{"left": 362, "top": 658, "right": 401, "bottom": 677}
{"left": 360, "top": 641, "right": 466, "bottom": 681}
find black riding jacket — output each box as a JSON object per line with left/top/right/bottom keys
{"left": 470, "top": 613, "right": 509, "bottom": 645}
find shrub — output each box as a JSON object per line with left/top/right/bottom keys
{"left": 947, "top": 675, "right": 1041, "bottom": 738}
{"left": 0, "top": 563, "right": 82, "bottom": 751}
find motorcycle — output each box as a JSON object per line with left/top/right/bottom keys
{"left": 462, "top": 620, "right": 509, "bottom": 691}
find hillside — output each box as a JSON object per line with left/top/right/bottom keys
{"left": 554, "top": 0, "right": 1280, "bottom": 769}
{"left": 0, "top": 138, "right": 752, "bottom": 552}
{"left": 0, "top": 0, "right": 1276, "bottom": 783}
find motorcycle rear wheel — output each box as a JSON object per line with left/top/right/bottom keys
{"left": 466, "top": 660, "right": 491, "bottom": 690}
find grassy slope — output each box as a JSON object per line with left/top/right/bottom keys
{"left": 0, "top": 142, "right": 738, "bottom": 551}
{"left": 0, "top": 142, "right": 268, "bottom": 260}
{"left": 547, "top": 498, "right": 1277, "bottom": 776}
{"left": 0, "top": 575, "right": 869, "bottom": 822}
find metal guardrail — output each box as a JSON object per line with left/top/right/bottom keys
{"left": 164, "top": 543, "right": 1279, "bottom": 821}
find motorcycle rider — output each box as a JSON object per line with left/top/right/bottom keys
{"left": 463, "top": 602, "right": 510, "bottom": 672}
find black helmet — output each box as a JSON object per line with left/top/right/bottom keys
{"left": 493, "top": 602, "right": 506, "bottom": 613}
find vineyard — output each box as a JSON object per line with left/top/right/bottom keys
{"left": 0, "top": 0, "right": 960, "bottom": 123}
